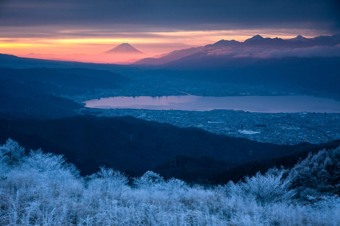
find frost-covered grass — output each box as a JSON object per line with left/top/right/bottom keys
{"left": 0, "top": 139, "right": 339, "bottom": 225}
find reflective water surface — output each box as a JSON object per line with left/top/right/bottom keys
{"left": 85, "top": 95, "right": 340, "bottom": 113}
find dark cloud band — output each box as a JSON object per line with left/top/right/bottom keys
{"left": 0, "top": 0, "right": 339, "bottom": 32}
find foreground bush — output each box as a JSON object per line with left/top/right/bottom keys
{"left": 0, "top": 139, "right": 339, "bottom": 225}
{"left": 287, "top": 147, "right": 340, "bottom": 201}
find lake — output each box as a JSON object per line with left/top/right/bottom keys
{"left": 84, "top": 95, "right": 340, "bottom": 113}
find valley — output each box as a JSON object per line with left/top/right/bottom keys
{"left": 82, "top": 108, "right": 340, "bottom": 145}
{"left": 1, "top": 53, "right": 340, "bottom": 147}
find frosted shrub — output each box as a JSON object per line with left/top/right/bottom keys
{"left": 21, "top": 150, "right": 82, "bottom": 196}
{"left": 85, "top": 167, "right": 128, "bottom": 203}
{"left": 0, "top": 139, "right": 339, "bottom": 225}
{"left": 133, "top": 171, "right": 165, "bottom": 188}
{"left": 0, "top": 139, "right": 24, "bottom": 165}
{"left": 0, "top": 143, "right": 83, "bottom": 225}
{"left": 226, "top": 168, "right": 294, "bottom": 205}
{"left": 88, "top": 167, "right": 128, "bottom": 189}
{"left": 160, "top": 178, "right": 188, "bottom": 192}
{"left": 24, "top": 150, "right": 66, "bottom": 172}
{"left": 288, "top": 147, "right": 340, "bottom": 201}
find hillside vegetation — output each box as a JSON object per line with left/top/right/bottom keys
{"left": 0, "top": 139, "right": 339, "bottom": 225}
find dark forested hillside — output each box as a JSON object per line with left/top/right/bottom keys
{"left": 0, "top": 116, "right": 338, "bottom": 183}
{"left": 161, "top": 57, "right": 340, "bottom": 96}
{"left": 0, "top": 67, "right": 127, "bottom": 96}
{"left": 0, "top": 67, "right": 127, "bottom": 118}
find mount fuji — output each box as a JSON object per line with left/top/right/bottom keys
{"left": 106, "top": 43, "right": 143, "bottom": 54}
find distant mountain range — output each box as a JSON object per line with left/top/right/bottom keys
{"left": 106, "top": 43, "right": 143, "bottom": 54}
{"left": 136, "top": 34, "right": 340, "bottom": 65}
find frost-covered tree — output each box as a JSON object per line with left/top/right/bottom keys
{"left": 288, "top": 146, "right": 340, "bottom": 201}
{"left": 0, "top": 138, "right": 24, "bottom": 165}
{"left": 226, "top": 168, "right": 294, "bottom": 205}
{"left": 133, "top": 171, "right": 165, "bottom": 188}
{"left": 85, "top": 167, "right": 128, "bottom": 201}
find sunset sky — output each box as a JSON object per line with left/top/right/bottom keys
{"left": 0, "top": 0, "right": 339, "bottom": 63}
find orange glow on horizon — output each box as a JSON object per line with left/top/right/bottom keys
{"left": 0, "top": 29, "right": 323, "bottom": 64}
